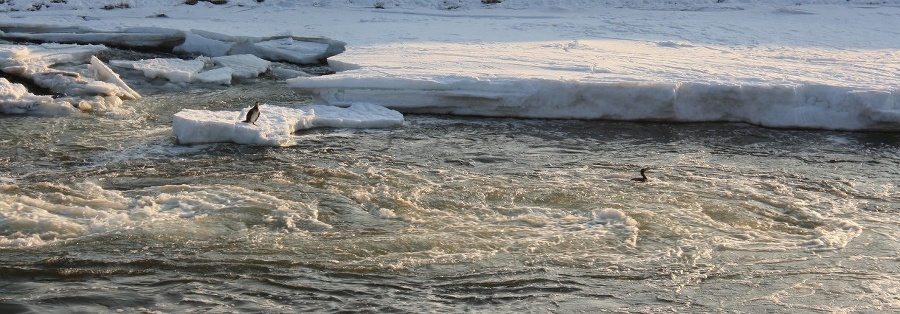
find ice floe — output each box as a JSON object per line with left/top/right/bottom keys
{"left": 109, "top": 54, "right": 272, "bottom": 85}
{"left": 0, "top": 43, "right": 140, "bottom": 113}
{"left": 172, "top": 103, "right": 404, "bottom": 146}
{"left": 0, "top": 77, "right": 77, "bottom": 115}
{"left": 110, "top": 57, "right": 206, "bottom": 83}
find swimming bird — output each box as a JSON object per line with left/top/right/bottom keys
{"left": 243, "top": 101, "right": 260, "bottom": 125}
{"left": 631, "top": 168, "right": 650, "bottom": 182}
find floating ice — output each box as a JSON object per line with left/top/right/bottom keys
{"left": 0, "top": 43, "right": 140, "bottom": 113}
{"left": 110, "top": 54, "right": 270, "bottom": 84}
{"left": 212, "top": 54, "right": 271, "bottom": 79}
{"left": 0, "top": 78, "right": 78, "bottom": 115}
{"left": 172, "top": 103, "right": 404, "bottom": 146}
{"left": 89, "top": 56, "right": 141, "bottom": 100}
{"left": 247, "top": 37, "right": 332, "bottom": 65}
{"left": 174, "top": 32, "right": 234, "bottom": 57}
{"left": 174, "top": 30, "right": 345, "bottom": 65}
{"left": 110, "top": 57, "right": 207, "bottom": 83}
{"left": 194, "top": 67, "right": 234, "bottom": 85}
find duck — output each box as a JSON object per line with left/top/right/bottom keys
{"left": 631, "top": 168, "right": 650, "bottom": 182}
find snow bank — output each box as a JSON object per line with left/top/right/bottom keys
{"left": 288, "top": 74, "right": 900, "bottom": 131}
{"left": 172, "top": 103, "right": 404, "bottom": 146}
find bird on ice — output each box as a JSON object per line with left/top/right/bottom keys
{"left": 243, "top": 101, "right": 260, "bottom": 125}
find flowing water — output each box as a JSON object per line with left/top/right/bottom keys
{"left": 1, "top": 80, "right": 899, "bottom": 313}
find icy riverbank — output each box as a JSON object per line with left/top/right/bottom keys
{"left": 1, "top": 0, "right": 898, "bottom": 130}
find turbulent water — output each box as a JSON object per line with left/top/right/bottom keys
{"left": 1, "top": 79, "right": 899, "bottom": 313}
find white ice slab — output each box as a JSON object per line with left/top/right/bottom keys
{"left": 174, "top": 32, "right": 234, "bottom": 57}
{"left": 1, "top": 43, "right": 140, "bottom": 113}
{"left": 212, "top": 54, "right": 270, "bottom": 78}
{"left": 248, "top": 38, "right": 331, "bottom": 65}
{"left": 194, "top": 67, "right": 234, "bottom": 85}
{"left": 89, "top": 56, "right": 141, "bottom": 100}
{"left": 172, "top": 103, "right": 404, "bottom": 146}
{"left": 0, "top": 78, "right": 78, "bottom": 115}
{"left": 110, "top": 57, "right": 207, "bottom": 83}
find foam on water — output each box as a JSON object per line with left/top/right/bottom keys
{"left": 0, "top": 180, "right": 328, "bottom": 248}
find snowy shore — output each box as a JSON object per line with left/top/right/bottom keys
{"left": 1, "top": 0, "right": 899, "bottom": 132}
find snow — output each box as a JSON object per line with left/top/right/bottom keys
{"left": 212, "top": 54, "right": 271, "bottom": 79}
{"left": 1, "top": 0, "right": 899, "bottom": 131}
{"left": 172, "top": 103, "right": 404, "bottom": 146}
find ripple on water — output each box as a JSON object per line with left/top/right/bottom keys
{"left": 1, "top": 82, "right": 899, "bottom": 312}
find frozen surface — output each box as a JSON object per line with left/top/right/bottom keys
{"left": 0, "top": 78, "right": 77, "bottom": 115}
{"left": 172, "top": 103, "right": 404, "bottom": 146}
{"left": 247, "top": 38, "right": 332, "bottom": 65}
{"left": 289, "top": 75, "right": 900, "bottom": 130}
{"left": 110, "top": 57, "right": 206, "bottom": 83}
{"left": 1, "top": 1, "right": 899, "bottom": 129}
{"left": 110, "top": 54, "right": 271, "bottom": 84}
{"left": 0, "top": 43, "right": 140, "bottom": 113}
{"left": 212, "top": 54, "right": 271, "bottom": 79}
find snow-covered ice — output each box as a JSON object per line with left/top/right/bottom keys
{"left": 172, "top": 103, "right": 404, "bottom": 146}
{"left": 0, "top": 43, "right": 141, "bottom": 113}
{"left": 0, "top": 77, "right": 77, "bottom": 115}
{"left": 110, "top": 57, "right": 207, "bottom": 83}
{"left": 1, "top": 0, "right": 899, "bottom": 130}
{"left": 0, "top": 25, "right": 345, "bottom": 64}
{"left": 212, "top": 54, "right": 271, "bottom": 79}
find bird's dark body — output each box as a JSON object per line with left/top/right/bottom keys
{"left": 632, "top": 168, "right": 649, "bottom": 182}
{"left": 244, "top": 102, "right": 260, "bottom": 125}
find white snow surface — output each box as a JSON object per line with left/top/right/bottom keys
{"left": 172, "top": 103, "right": 404, "bottom": 146}
{"left": 1, "top": 0, "right": 899, "bottom": 130}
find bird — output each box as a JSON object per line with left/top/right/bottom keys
{"left": 243, "top": 101, "right": 260, "bottom": 125}
{"left": 631, "top": 168, "right": 650, "bottom": 182}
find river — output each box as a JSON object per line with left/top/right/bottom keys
{"left": 1, "top": 79, "right": 899, "bottom": 312}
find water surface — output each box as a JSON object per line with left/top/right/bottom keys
{"left": 1, "top": 81, "right": 899, "bottom": 312}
